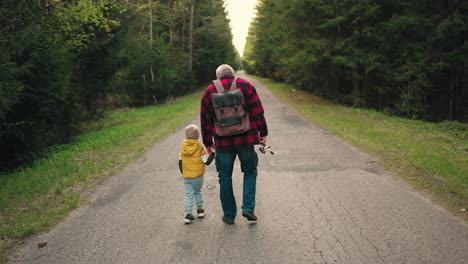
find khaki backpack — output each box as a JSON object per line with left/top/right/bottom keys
{"left": 212, "top": 78, "right": 250, "bottom": 136}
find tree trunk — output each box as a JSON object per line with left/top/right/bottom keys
{"left": 456, "top": 63, "right": 464, "bottom": 121}
{"left": 149, "top": 0, "right": 153, "bottom": 49}
{"left": 169, "top": 24, "right": 173, "bottom": 44}
{"left": 449, "top": 67, "right": 454, "bottom": 121}
{"left": 189, "top": 0, "right": 195, "bottom": 71}
{"left": 149, "top": 0, "right": 154, "bottom": 81}
{"left": 352, "top": 78, "right": 360, "bottom": 107}
{"left": 143, "top": 74, "right": 147, "bottom": 106}
{"left": 182, "top": 13, "right": 186, "bottom": 51}
{"left": 363, "top": 70, "right": 368, "bottom": 107}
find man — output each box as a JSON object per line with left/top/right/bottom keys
{"left": 200, "top": 64, "right": 268, "bottom": 225}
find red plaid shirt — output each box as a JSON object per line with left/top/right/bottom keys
{"left": 200, "top": 75, "right": 268, "bottom": 150}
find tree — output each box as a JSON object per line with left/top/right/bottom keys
{"left": 245, "top": 0, "right": 468, "bottom": 121}
{"left": 0, "top": 0, "right": 238, "bottom": 170}
{"left": 189, "top": 0, "right": 195, "bottom": 71}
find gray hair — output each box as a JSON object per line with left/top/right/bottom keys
{"left": 185, "top": 124, "right": 199, "bottom": 140}
{"left": 216, "top": 64, "right": 235, "bottom": 79}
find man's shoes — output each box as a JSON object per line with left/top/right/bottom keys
{"left": 184, "top": 214, "right": 194, "bottom": 224}
{"left": 197, "top": 208, "right": 205, "bottom": 218}
{"left": 222, "top": 216, "right": 235, "bottom": 225}
{"left": 242, "top": 211, "right": 257, "bottom": 221}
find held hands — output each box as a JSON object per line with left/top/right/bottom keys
{"left": 206, "top": 145, "right": 216, "bottom": 154}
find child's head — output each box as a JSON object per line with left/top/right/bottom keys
{"left": 185, "top": 124, "right": 199, "bottom": 140}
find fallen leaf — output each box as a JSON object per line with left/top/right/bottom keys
{"left": 38, "top": 242, "right": 47, "bottom": 248}
{"left": 370, "top": 160, "right": 376, "bottom": 163}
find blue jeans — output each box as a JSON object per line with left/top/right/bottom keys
{"left": 216, "top": 147, "right": 258, "bottom": 221}
{"left": 184, "top": 176, "right": 204, "bottom": 215}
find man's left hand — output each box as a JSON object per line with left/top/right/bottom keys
{"left": 207, "top": 145, "right": 216, "bottom": 154}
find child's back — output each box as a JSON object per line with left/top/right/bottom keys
{"left": 180, "top": 139, "right": 206, "bottom": 179}
{"left": 178, "top": 124, "right": 214, "bottom": 224}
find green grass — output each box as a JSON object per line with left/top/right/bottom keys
{"left": 251, "top": 75, "right": 467, "bottom": 218}
{"left": 0, "top": 90, "right": 203, "bottom": 258}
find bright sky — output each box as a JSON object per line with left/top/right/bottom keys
{"left": 223, "top": 0, "right": 258, "bottom": 56}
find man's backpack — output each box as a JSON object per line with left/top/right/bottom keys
{"left": 212, "top": 78, "right": 250, "bottom": 136}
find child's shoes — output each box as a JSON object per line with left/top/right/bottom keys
{"left": 197, "top": 208, "right": 205, "bottom": 218}
{"left": 184, "top": 214, "right": 194, "bottom": 224}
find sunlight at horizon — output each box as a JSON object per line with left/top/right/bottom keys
{"left": 224, "top": 0, "right": 258, "bottom": 57}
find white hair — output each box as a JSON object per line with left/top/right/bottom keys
{"left": 216, "top": 64, "right": 235, "bottom": 79}
{"left": 185, "top": 124, "right": 199, "bottom": 140}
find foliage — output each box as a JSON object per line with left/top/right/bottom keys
{"left": 192, "top": 0, "right": 239, "bottom": 81}
{"left": 245, "top": 0, "right": 467, "bottom": 122}
{"left": 0, "top": 1, "right": 75, "bottom": 168}
{"left": 107, "top": 0, "right": 237, "bottom": 105}
{"left": 0, "top": 0, "right": 237, "bottom": 170}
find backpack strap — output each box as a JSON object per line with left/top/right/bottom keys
{"left": 213, "top": 79, "right": 225, "bottom": 93}
{"left": 229, "top": 78, "right": 238, "bottom": 91}
{"left": 213, "top": 78, "right": 238, "bottom": 93}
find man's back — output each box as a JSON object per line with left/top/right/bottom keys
{"left": 200, "top": 75, "right": 268, "bottom": 151}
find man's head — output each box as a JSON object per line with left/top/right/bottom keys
{"left": 185, "top": 124, "right": 199, "bottom": 140}
{"left": 216, "top": 64, "right": 235, "bottom": 79}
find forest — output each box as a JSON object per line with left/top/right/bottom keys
{"left": 0, "top": 0, "right": 238, "bottom": 170}
{"left": 1, "top": 0, "right": 466, "bottom": 171}
{"left": 244, "top": 0, "right": 466, "bottom": 122}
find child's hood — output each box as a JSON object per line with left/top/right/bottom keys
{"left": 181, "top": 139, "right": 202, "bottom": 156}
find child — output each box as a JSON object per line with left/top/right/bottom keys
{"left": 178, "top": 124, "right": 214, "bottom": 224}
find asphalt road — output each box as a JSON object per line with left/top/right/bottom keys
{"left": 8, "top": 72, "right": 468, "bottom": 264}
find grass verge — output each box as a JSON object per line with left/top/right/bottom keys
{"left": 0, "top": 90, "right": 203, "bottom": 261}
{"left": 251, "top": 75, "right": 467, "bottom": 221}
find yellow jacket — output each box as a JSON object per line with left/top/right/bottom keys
{"left": 180, "top": 139, "right": 207, "bottom": 179}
